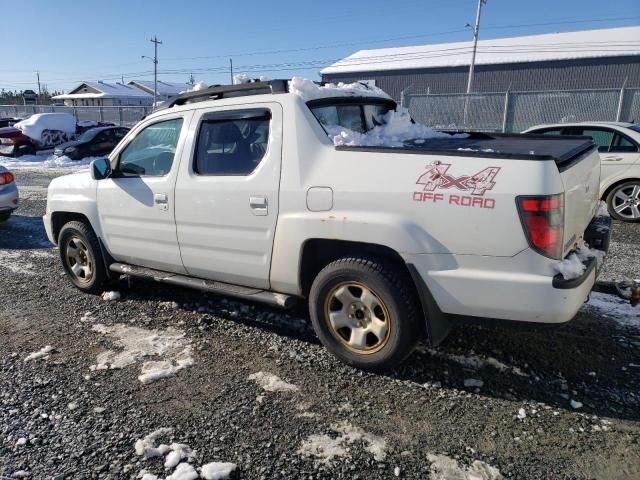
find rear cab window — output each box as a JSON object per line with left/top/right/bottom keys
{"left": 307, "top": 98, "right": 396, "bottom": 134}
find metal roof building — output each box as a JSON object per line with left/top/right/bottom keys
{"left": 321, "top": 26, "right": 640, "bottom": 101}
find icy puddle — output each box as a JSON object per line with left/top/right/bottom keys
{"left": 0, "top": 249, "right": 55, "bottom": 275}
{"left": 90, "top": 323, "right": 193, "bottom": 384}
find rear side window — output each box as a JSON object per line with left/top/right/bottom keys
{"left": 611, "top": 133, "right": 638, "bottom": 153}
{"left": 117, "top": 118, "right": 183, "bottom": 177}
{"left": 310, "top": 103, "right": 391, "bottom": 133}
{"left": 194, "top": 110, "right": 270, "bottom": 176}
{"left": 573, "top": 128, "right": 614, "bottom": 152}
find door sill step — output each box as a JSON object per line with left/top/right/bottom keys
{"left": 109, "top": 262, "right": 295, "bottom": 308}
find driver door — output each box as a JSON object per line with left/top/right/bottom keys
{"left": 97, "top": 113, "right": 192, "bottom": 273}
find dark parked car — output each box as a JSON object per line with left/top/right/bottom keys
{"left": 54, "top": 126, "right": 129, "bottom": 160}
{"left": 0, "top": 118, "right": 19, "bottom": 128}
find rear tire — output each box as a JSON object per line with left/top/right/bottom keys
{"left": 0, "top": 212, "right": 11, "bottom": 222}
{"left": 606, "top": 181, "right": 640, "bottom": 222}
{"left": 309, "top": 256, "right": 422, "bottom": 371}
{"left": 58, "top": 220, "right": 108, "bottom": 293}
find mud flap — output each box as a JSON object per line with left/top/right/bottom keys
{"left": 406, "top": 264, "right": 452, "bottom": 346}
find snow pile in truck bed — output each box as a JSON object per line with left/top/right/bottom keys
{"left": 289, "top": 76, "right": 391, "bottom": 101}
{"left": 14, "top": 113, "right": 76, "bottom": 142}
{"left": 325, "top": 107, "right": 460, "bottom": 148}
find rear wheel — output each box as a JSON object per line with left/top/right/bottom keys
{"left": 309, "top": 256, "right": 422, "bottom": 371}
{"left": 0, "top": 212, "right": 11, "bottom": 222}
{"left": 606, "top": 181, "right": 640, "bottom": 222}
{"left": 58, "top": 221, "right": 108, "bottom": 293}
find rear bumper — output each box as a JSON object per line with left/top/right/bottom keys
{"left": 405, "top": 214, "right": 611, "bottom": 326}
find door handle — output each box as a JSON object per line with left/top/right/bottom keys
{"left": 249, "top": 196, "right": 268, "bottom": 216}
{"left": 154, "top": 193, "right": 169, "bottom": 204}
{"left": 603, "top": 156, "right": 623, "bottom": 162}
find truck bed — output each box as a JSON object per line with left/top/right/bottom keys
{"left": 336, "top": 132, "right": 596, "bottom": 167}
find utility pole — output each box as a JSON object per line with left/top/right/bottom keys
{"left": 149, "top": 36, "right": 162, "bottom": 106}
{"left": 229, "top": 59, "right": 233, "bottom": 84}
{"left": 36, "top": 71, "right": 41, "bottom": 104}
{"left": 466, "top": 0, "right": 487, "bottom": 94}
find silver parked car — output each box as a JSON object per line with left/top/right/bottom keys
{"left": 0, "top": 165, "right": 19, "bottom": 222}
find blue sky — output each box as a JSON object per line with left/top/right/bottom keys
{"left": 2, "top": 0, "right": 638, "bottom": 93}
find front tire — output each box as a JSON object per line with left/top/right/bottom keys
{"left": 58, "top": 221, "right": 108, "bottom": 293}
{"left": 309, "top": 256, "right": 422, "bottom": 371}
{"left": 606, "top": 181, "right": 640, "bottom": 222}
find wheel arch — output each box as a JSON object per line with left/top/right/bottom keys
{"left": 51, "top": 211, "right": 92, "bottom": 244}
{"left": 601, "top": 177, "right": 640, "bottom": 201}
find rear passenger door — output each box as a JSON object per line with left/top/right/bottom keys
{"left": 174, "top": 103, "right": 283, "bottom": 289}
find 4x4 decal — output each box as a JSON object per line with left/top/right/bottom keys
{"left": 413, "top": 164, "right": 501, "bottom": 209}
{"left": 416, "top": 164, "right": 501, "bottom": 196}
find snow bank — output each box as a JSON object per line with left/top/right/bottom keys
{"left": 200, "top": 462, "right": 237, "bottom": 480}
{"left": 326, "top": 107, "right": 456, "bottom": 148}
{"left": 0, "top": 153, "right": 97, "bottom": 170}
{"left": 14, "top": 113, "right": 76, "bottom": 142}
{"left": 289, "top": 76, "right": 391, "bottom": 101}
{"left": 554, "top": 245, "right": 605, "bottom": 280}
{"left": 248, "top": 371, "right": 299, "bottom": 392}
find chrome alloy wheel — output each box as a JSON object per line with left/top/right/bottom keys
{"left": 324, "top": 282, "right": 391, "bottom": 354}
{"left": 64, "top": 236, "right": 94, "bottom": 284}
{"left": 612, "top": 183, "right": 640, "bottom": 220}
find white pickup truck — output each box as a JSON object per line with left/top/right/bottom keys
{"left": 44, "top": 79, "right": 611, "bottom": 370}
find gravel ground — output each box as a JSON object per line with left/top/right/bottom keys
{"left": 1, "top": 167, "right": 639, "bottom": 480}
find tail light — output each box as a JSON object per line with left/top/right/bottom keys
{"left": 0, "top": 171, "right": 15, "bottom": 186}
{"left": 517, "top": 194, "right": 564, "bottom": 259}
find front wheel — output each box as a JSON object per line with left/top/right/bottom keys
{"left": 58, "top": 221, "right": 108, "bottom": 293}
{"left": 309, "top": 256, "right": 422, "bottom": 371}
{"left": 606, "top": 181, "right": 640, "bottom": 222}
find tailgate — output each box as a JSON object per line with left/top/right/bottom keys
{"left": 559, "top": 147, "right": 601, "bottom": 257}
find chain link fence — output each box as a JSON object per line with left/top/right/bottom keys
{"left": 404, "top": 88, "right": 640, "bottom": 133}
{"left": 0, "top": 104, "right": 152, "bottom": 127}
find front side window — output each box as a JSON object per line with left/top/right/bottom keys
{"left": 194, "top": 112, "right": 269, "bottom": 176}
{"left": 117, "top": 118, "right": 183, "bottom": 177}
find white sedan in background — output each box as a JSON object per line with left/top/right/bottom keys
{"left": 0, "top": 165, "right": 19, "bottom": 222}
{"left": 524, "top": 122, "right": 640, "bottom": 222}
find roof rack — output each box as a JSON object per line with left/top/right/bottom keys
{"left": 166, "top": 79, "right": 289, "bottom": 108}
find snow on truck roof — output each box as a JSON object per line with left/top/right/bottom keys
{"left": 321, "top": 26, "right": 640, "bottom": 75}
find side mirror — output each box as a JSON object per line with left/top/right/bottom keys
{"left": 91, "top": 157, "right": 112, "bottom": 180}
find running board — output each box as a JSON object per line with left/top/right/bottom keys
{"left": 109, "top": 262, "right": 295, "bottom": 309}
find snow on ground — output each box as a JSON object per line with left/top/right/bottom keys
{"left": 298, "top": 420, "right": 387, "bottom": 464}
{"left": 427, "top": 453, "right": 503, "bottom": 480}
{"left": 0, "top": 249, "right": 56, "bottom": 275}
{"left": 248, "top": 371, "right": 299, "bottom": 393}
{"left": 89, "top": 323, "right": 193, "bottom": 384}
{"left": 0, "top": 153, "right": 97, "bottom": 170}
{"left": 582, "top": 292, "right": 640, "bottom": 329}
{"left": 23, "top": 345, "right": 53, "bottom": 362}
{"left": 289, "top": 76, "right": 391, "bottom": 102}
{"left": 101, "top": 291, "right": 121, "bottom": 301}
{"left": 200, "top": 462, "right": 237, "bottom": 480}
{"left": 420, "top": 347, "right": 529, "bottom": 378}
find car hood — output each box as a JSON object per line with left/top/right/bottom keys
{"left": 0, "top": 127, "right": 22, "bottom": 137}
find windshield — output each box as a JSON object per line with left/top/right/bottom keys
{"left": 308, "top": 100, "right": 395, "bottom": 134}
{"left": 77, "top": 128, "right": 100, "bottom": 143}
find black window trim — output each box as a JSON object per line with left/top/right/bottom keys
{"left": 113, "top": 116, "right": 184, "bottom": 178}
{"left": 193, "top": 108, "right": 272, "bottom": 177}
